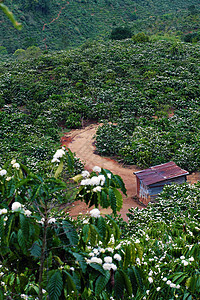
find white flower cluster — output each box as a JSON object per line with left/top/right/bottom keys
{"left": 11, "top": 202, "right": 32, "bottom": 216}
{"left": 81, "top": 170, "right": 90, "bottom": 178}
{"left": 51, "top": 148, "right": 65, "bottom": 163}
{"left": 90, "top": 208, "right": 100, "bottom": 218}
{"left": 0, "top": 208, "right": 7, "bottom": 215}
{"left": 164, "top": 279, "right": 180, "bottom": 289}
{"left": 81, "top": 175, "right": 105, "bottom": 186}
{"left": 0, "top": 169, "right": 7, "bottom": 176}
{"left": 11, "top": 159, "right": 20, "bottom": 169}
{"left": 86, "top": 256, "right": 103, "bottom": 265}
{"left": 103, "top": 256, "right": 117, "bottom": 271}
{"left": 92, "top": 166, "right": 101, "bottom": 173}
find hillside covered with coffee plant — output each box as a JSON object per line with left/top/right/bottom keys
{"left": 1, "top": 0, "right": 200, "bottom": 53}
{"left": 1, "top": 38, "right": 200, "bottom": 173}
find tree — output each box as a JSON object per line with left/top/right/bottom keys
{"left": 110, "top": 26, "right": 132, "bottom": 40}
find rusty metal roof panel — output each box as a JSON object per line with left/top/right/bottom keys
{"left": 134, "top": 161, "right": 189, "bottom": 186}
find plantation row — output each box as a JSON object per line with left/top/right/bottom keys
{"left": 0, "top": 39, "right": 200, "bottom": 172}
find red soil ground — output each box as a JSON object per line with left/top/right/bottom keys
{"left": 61, "top": 123, "right": 200, "bottom": 222}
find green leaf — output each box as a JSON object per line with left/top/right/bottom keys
{"left": 105, "top": 215, "right": 121, "bottom": 241}
{"left": 135, "top": 243, "right": 143, "bottom": 261}
{"left": 95, "top": 271, "right": 110, "bottom": 296}
{"left": 5, "top": 214, "right": 14, "bottom": 243}
{"left": 123, "top": 244, "right": 131, "bottom": 269}
{"left": 114, "top": 270, "right": 125, "bottom": 299}
{"left": 66, "top": 148, "right": 75, "bottom": 174}
{"left": 17, "top": 229, "right": 27, "bottom": 251}
{"left": 30, "top": 241, "right": 42, "bottom": 257}
{"left": 71, "top": 174, "right": 83, "bottom": 183}
{"left": 0, "top": 288, "right": 4, "bottom": 300}
{"left": 62, "top": 220, "right": 79, "bottom": 246}
{"left": 63, "top": 270, "right": 77, "bottom": 294}
{"left": 122, "top": 271, "right": 133, "bottom": 296}
{"left": 100, "top": 190, "right": 109, "bottom": 208}
{"left": 48, "top": 270, "right": 63, "bottom": 300}
{"left": 54, "top": 160, "right": 64, "bottom": 179}
{"left": 132, "top": 266, "right": 143, "bottom": 291}
{"left": 89, "top": 263, "right": 105, "bottom": 275}
{"left": 97, "top": 216, "right": 106, "bottom": 239}
{"left": 70, "top": 252, "right": 87, "bottom": 273}
{"left": 113, "top": 174, "right": 127, "bottom": 195}
{"left": 108, "top": 188, "right": 117, "bottom": 215}
{"left": 82, "top": 224, "right": 90, "bottom": 243}
{"left": 89, "top": 224, "right": 101, "bottom": 246}
{"left": 0, "top": 217, "right": 4, "bottom": 241}
{"left": 113, "top": 188, "right": 123, "bottom": 211}
{"left": 20, "top": 213, "right": 29, "bottom": 240}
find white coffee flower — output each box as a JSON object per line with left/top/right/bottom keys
{"left": 51, "top": 157, "right": 60, "bottom": 163}
{"left": 83, "top": 219, "right": 89, "bottom": 224}
{"left": 93, "top": 166, "right": 101, "bottom": 173}
{"left": 0, "top": 208, "right": 7, "bottom": 215}
{"left": 166, "top": 280, "right": 171, "bottom": 285}
{"left": 93, "top": 186, "right": 102, "bottom": 192}
{"left": 135, "top": 239, "right": 140, "bottom": 244}
{"left": 90, "top": 208, "right": 100, "bottom": 218}
{"left": 106, "top": 247, "right": 114, "bottom": 253}
{"left": 148, "top": 277, "right": 153, "bottom": 283}
{"left": 54, "top": 149, "right": 65, "bottom": 159}
{"left": 162, "top": 277, "right": 167, "bottom": 281}
{"left": 12, "top": 202, "right": 22, "bottom": 211}
{"left": 81, "top": 170, "right": 90, "bottom": 178}
{"left": 110, "top": 263, "right": 117, "bottom": 271}
{"left": 13, "top": 163, "right": 20, "bottom": 169}
{"left": 70, "top": 267, "right": 75, "bottom": 271}
{"left": 24, "top": 210, "right": 32, "bottom": 217}
{"left": 114, "top": 254, "right": 121, "bottom": 261}
{"left": 90, "top": 257, "right": 102, "bottom": 264}
{"left": 90, "top": 176, "right": 100, "bottom": 186}
{"left": 180, "top": 255, "right": 185, "bottom": 260}
{"left": 102, "top": 263, "right": 111, "bottom": 270}
{"left": 156, "top": 287, "right": 161, "bottom": 291}
{"left": 48, "top": 218, "right": 56, "bottom": 224}
{"left": 107, "top": 173, "right": 111, "bottom": 179}
{"left": 102, "top": 263, "right": 117, "bottom": 271}
{"left": 80, "top": 178, "right": 91, "bottom": 185}
{"left": 182, "top": 260, "right": 189, "bottom": 266}
{"left": 170, "top": 283, "right": 176, "bottom": 288}
{"left": 11, "top": 159, "right": 16, "bottom": 165}
{"left": 0, "top": 169, "right": 7, "bottom": 176}
{"left": 189, "top": 257, "right": 194, "bottom": 262}
{"left": 104, "top": 256, "right": 112, "bottom": 263}
{"left": 98, "top": 175, "right": 105, "bottom": 186}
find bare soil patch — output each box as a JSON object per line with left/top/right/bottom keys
{"left": 61, "top": 123, "right": 200, "bottom": 221}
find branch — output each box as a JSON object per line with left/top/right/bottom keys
{"left": 0, "top": 2, "right": 22, "bottom": 30}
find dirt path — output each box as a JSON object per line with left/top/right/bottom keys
{"left": 61, "top": 123, "right": 200, "bottom": 221}
{"left": 61, "top": 123, "right": 143, "bottom": 221}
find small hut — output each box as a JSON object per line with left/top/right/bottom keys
{"left": 134, "top": 161, "right": 189, "bottom": 205}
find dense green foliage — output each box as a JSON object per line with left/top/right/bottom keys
{"left": 1, "top": 0, "right": 200, "bottom": 53}
{"left": 0, "top": 155, "right": 199, "bottom": 299}
{"left": 125, "top": 183, "right": 200, "bottom": 299}
{"left": 1, "top": 39, "right": 200, "bottom": 171}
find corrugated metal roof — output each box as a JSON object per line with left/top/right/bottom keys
{"left": 134, "top": 161, "right": 189, "bottom": 186}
